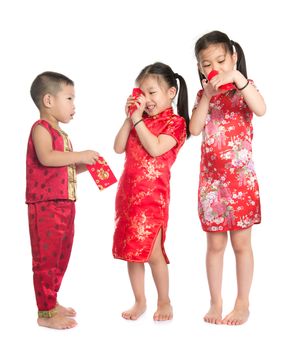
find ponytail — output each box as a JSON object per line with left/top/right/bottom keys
{"left": 231, "top": 40, "right": 247, "bottom": 78}
{"left": 175, "top": 73, "right": 190, "bottom": 138}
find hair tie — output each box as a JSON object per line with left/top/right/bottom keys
{"left": 230, "top": 40, "right": 235, "bottom": 46}
{"left": 174, "top": 73, "right": 179, "bottom": 79}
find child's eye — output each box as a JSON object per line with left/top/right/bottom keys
{"left": 150, "top": 91, "right": 156, "bottom": 95}
{"left": 218, "top": 60, "right": 225, "bottom": 64}
{"left": 202, "top": 64, "right": 211, "bottom": 68}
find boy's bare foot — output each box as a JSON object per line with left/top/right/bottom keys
{"left": 153, "top": 302, "right": 173, "bottom": 321}
{"left": 122, "top": 301, "right": 146, "bottom": 320}
{"left": 55, "top": 303, "right": 76, "bottom": 317}
{"left": 222, "top": 302, "right": 249, "bottom": 325}
{"left": 37, "top": 315, "right": 77, "bottom": 330}
{"left": 204, "top": 303, "right": 223, "bottom": 325}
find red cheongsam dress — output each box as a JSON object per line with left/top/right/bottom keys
{"left": 195, "top": 81, "right": 261, "bottom": 233}
{"left": 26, "top": 119, "right": 76, "bottom": 314}
{"left": 113, "top": 107, "right": 186, "bottom": 263}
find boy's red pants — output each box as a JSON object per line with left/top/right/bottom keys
{"left": 28, "top": 200, "right": 75, "bottom": 312}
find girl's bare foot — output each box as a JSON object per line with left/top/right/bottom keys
{"left": 222, "top": 301, "right": 249, "bottom": 325}
{"left": 122, "top": 301, "right": 146, "bottom": 320}
{"left": 37, "top": 315, "right": 77, "bottom": 330}
{"left": 55, "top": 303, "right": 76, "bottom": 317}
{"left": 204, "top": 303, "right": 223, "bottom": 325}
{"left": 153, "top": 302, "right": 173, "bottom": 321}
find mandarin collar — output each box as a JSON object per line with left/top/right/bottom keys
{"left": 143, "top": 107, "right": 173, "bottom": 119}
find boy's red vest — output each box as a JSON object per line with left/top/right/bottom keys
{"left": 26, "top": 120, "right": 76, "bottom": 203}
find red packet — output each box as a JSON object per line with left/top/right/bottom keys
{"left": 208, "top": 70, "right": 235, "bottom": 91}
{"left": 86, "top": 156, "right": 117, "bottom": 190}
{"left": 128, "top": 88, "right": 144, "bottom": 116}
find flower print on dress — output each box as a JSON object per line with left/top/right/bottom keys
{"left": 195, "top": 82, "right": 261, "bottom": 232}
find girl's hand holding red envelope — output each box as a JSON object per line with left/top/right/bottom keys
{"left": 207, "top": 70, "right": 236, "bottom": 92}
{"left": 127, "top": 88, "right": 145, "bottom": 118}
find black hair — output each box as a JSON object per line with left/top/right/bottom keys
{"left": 194, "top": 30, "right": 247, "bottom": 85}
{"left": 30, "top": 71, "right": 74, "bottom": 109}
{"left": 136, "top": 62, "right": 190, "bottom": 138}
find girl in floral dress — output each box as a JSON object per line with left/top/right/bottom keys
{"left": 190, "top": 31, "right": 266, "bottom": 326}
{"left": 113, "top": 62, "right": 189, "bottom": 321}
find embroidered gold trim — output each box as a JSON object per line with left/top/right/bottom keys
{"left": 38, "top": 308, "right": 57, "bottom": 318}
{"left": 67, "top": 164, "right": 77, "bottom": 200}
{"left": 58, "top": 129, "right": 77, "bottom": 200}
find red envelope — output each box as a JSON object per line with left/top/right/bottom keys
{"left": 86, "top": 156, "right": 117, "bottom": 190}
{"left": 208, "top": 70, "right": 235, "bottom": 91}
{"left": 128, "top": 88, "right": 144, "bottom": 116}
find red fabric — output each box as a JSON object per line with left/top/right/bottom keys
{"left": 28, "top": 200, "right": 75, "bottom": 311}
{"left": 113, "top": 108, "right": 186, "bottom": 263}
{"left": 194, "top": 82, "right": 261, "bottom": 232}
{"left": 26, "top": 120, "right": 76, "bottom": 203}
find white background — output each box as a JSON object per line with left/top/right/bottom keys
{"left": 0, "top": 0, "right": 289, "bottom": 349}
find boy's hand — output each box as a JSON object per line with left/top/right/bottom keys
{"left": 78, "top": 150, "right": 99, "bottom": 165}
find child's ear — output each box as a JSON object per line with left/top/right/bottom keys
{"left": 233, "top": 52, "right": 238, "bottom": 66}
{"left": 42, "top": 94, "right": 53, "bottom": 108}
{"left": 168, "top": 86, "right": 177, "bottom": 99}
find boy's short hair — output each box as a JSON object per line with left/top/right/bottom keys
{"left": 30, "top": 71, "right": 74, "bottom": 109}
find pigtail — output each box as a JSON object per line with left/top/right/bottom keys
{"left": 231, "top": 40, "right": 248, "bottom": 78}
{"left": 175, "top": 73, "right": 190, "bottom": 138}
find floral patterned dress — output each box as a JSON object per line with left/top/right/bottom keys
{"left": 113, "top": 107, "right": 186, "bottom": 263}
{"left": 195, "top": 82, "right": 261, "bottom": 233}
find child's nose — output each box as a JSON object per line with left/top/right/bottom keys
{"left": 212, "top": 64, "right": 219, "bottom": 72}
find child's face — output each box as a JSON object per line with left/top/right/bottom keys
{"left": 198, "top": 44, "right": 237, "bottom": 79}
{"left": 50, "top": 84, "right": 75, "bottom": 124}
{"left": 138, "top": 76, "right": 175, "bottom": 116}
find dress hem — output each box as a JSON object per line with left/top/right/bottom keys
{"left": 113, "top": 255, "right": 170, "bottom": 264}
{"left": 202, "top": 221, "right": 261, "bottom": 233}
{"left": 113, "top": 225, "right": 170, "bottom": 264}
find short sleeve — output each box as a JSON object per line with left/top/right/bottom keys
{"left": 161, "top": 116, "right": 186, "bottom": 148}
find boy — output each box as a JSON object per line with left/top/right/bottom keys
{"left": 26, "top": 71, "right": 98, "bottom": 329}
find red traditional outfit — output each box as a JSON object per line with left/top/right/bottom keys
{"left": 195, "top": 81, "right": 261, "bottom": 233}
{"left": 113, "top": 107, "right": 186, "bottom": 263}
{"left": 26, "top": 120, "right": 76, "bottom": 316}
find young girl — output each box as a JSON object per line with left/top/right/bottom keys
{"left": 113, "top": 62, "right": 189, "bottom": 321}
{"left": 190, "top": 31, "right": 266, "bottom": 325}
